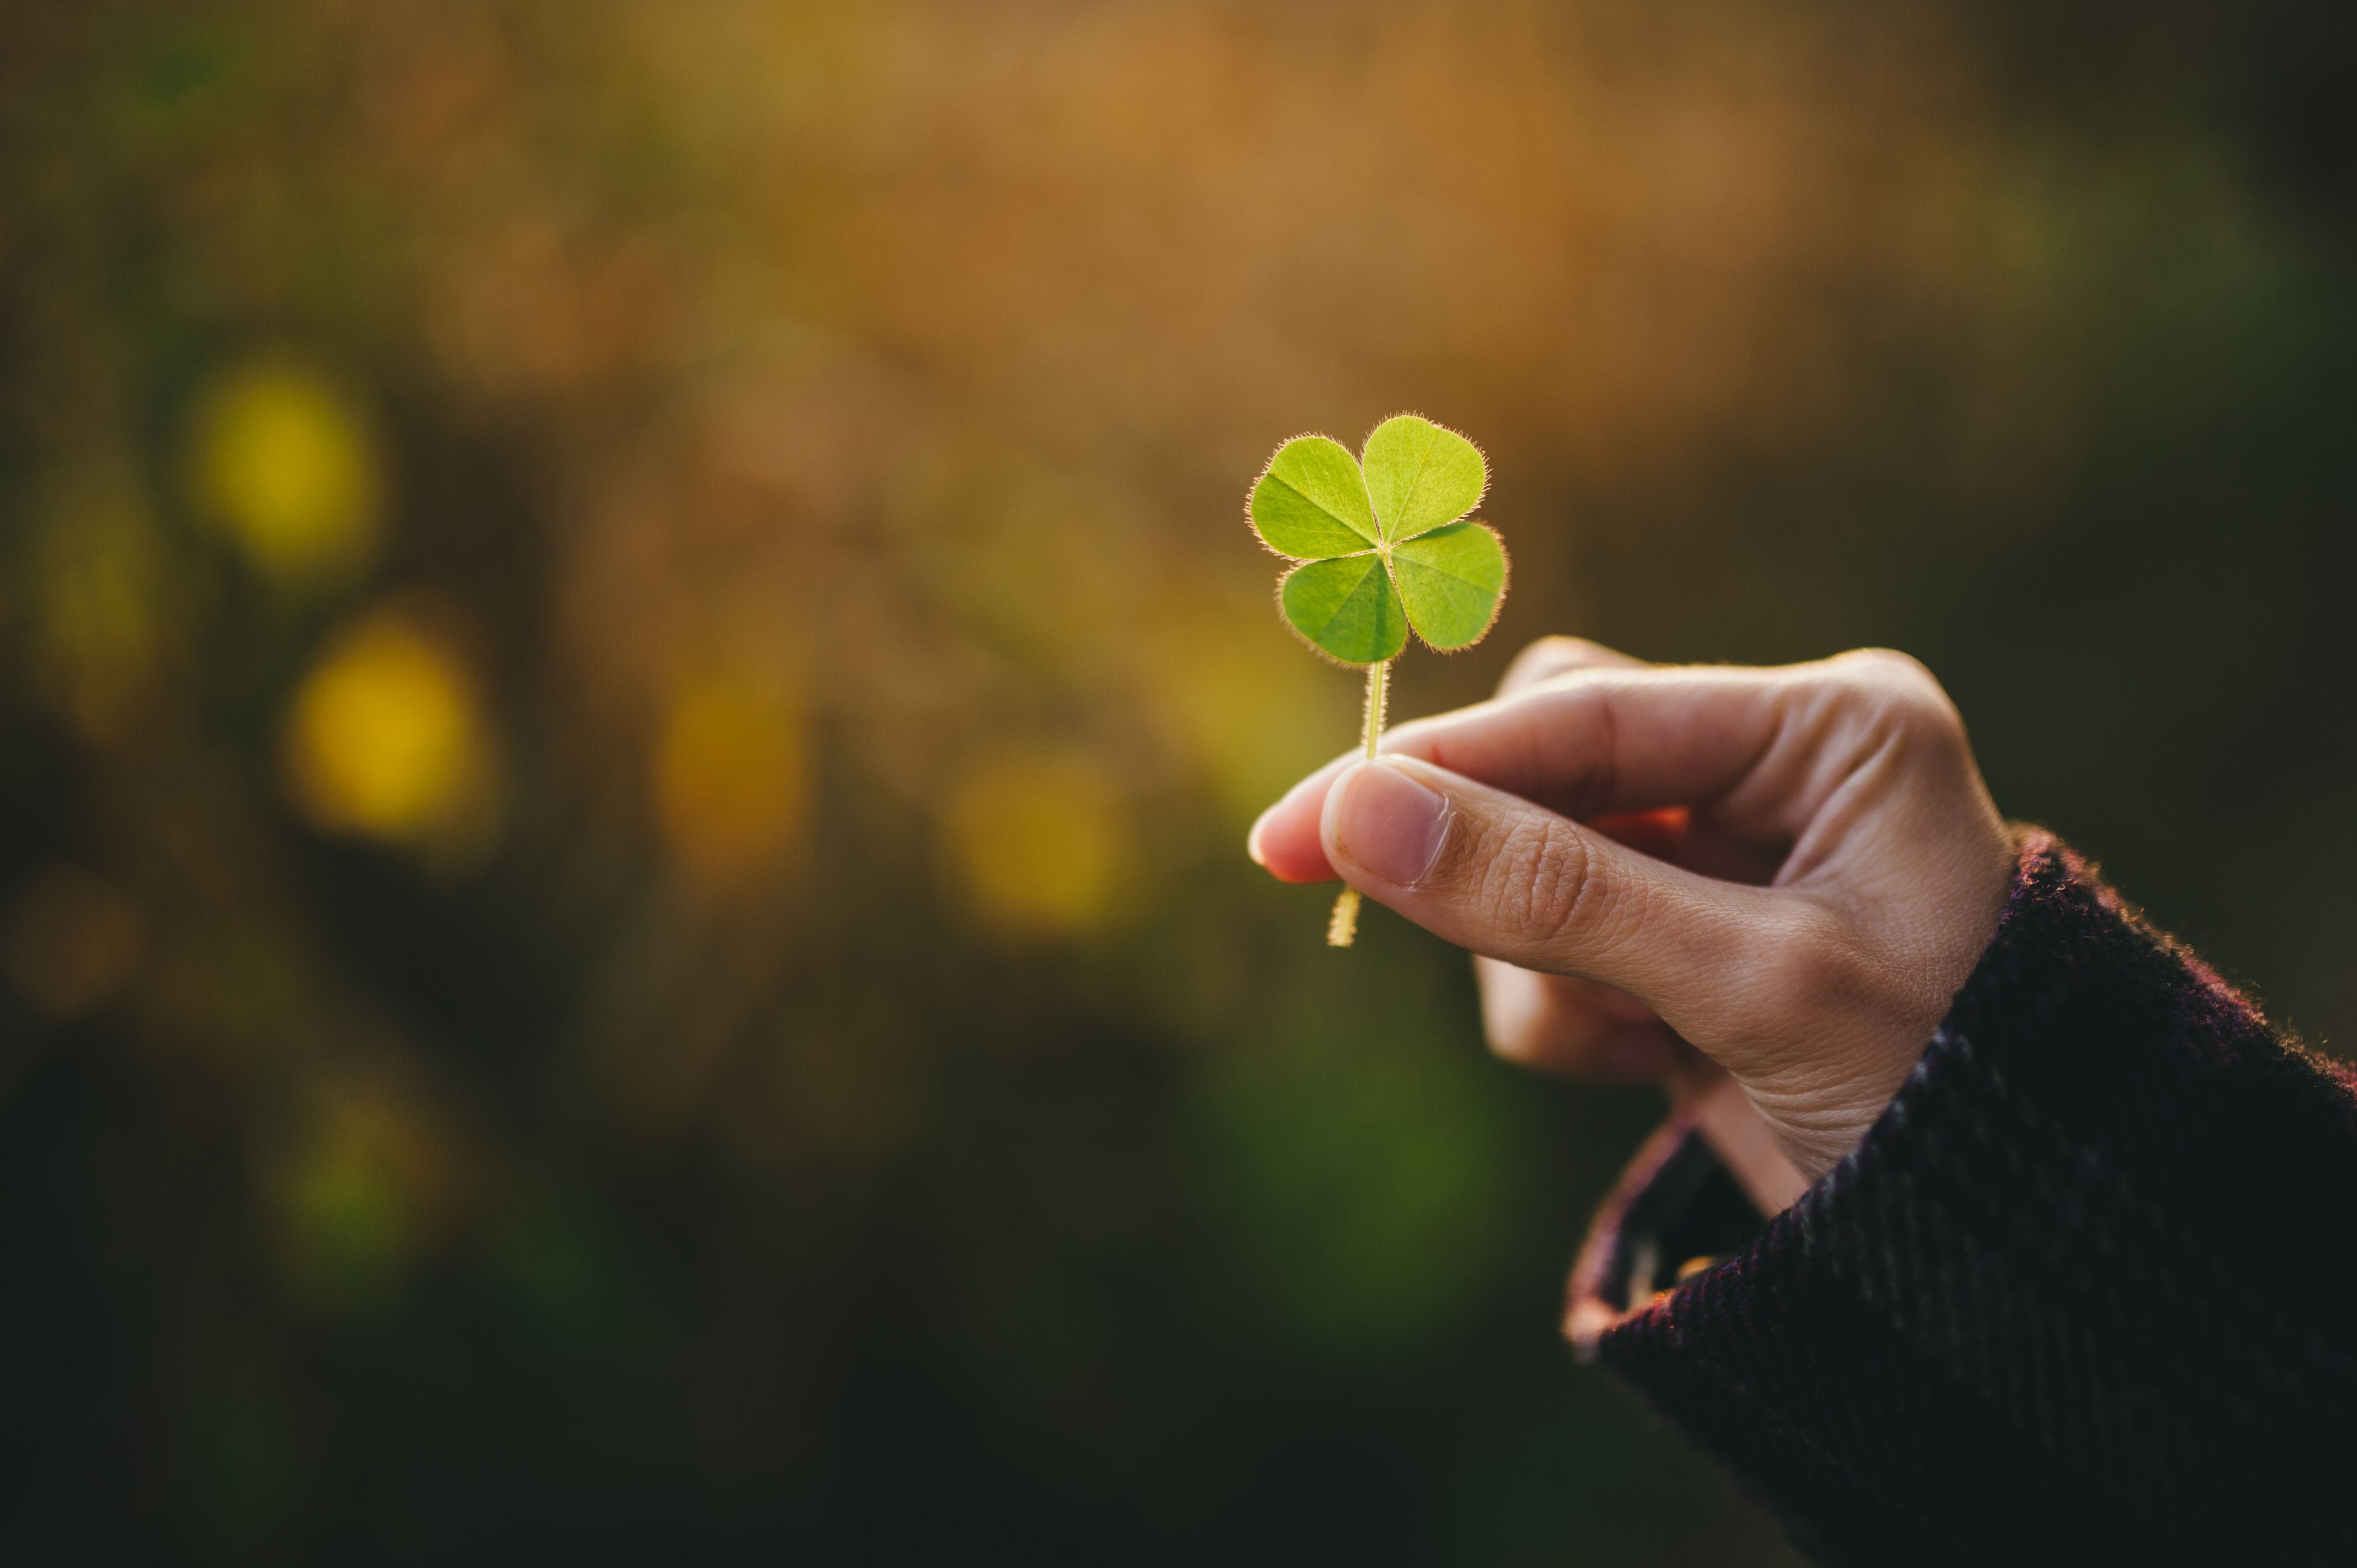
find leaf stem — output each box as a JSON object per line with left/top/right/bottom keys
{"left": 1327, "top": 659, "right": 1390, "bottom": 948}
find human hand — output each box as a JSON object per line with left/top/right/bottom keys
{"left": 1247, "top": 638, "right": 2016, "bottom": 1182}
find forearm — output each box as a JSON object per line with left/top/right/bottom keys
{"left": 1573, "top": 832, "right": 2357, "bottom": 1564}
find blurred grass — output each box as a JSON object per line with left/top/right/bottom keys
{"left": 1, "top": 0, "right": 2352, "bottom": 1560}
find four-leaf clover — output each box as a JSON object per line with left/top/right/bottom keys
{"left": 1248, "top": 414, "right": 1507, "bottom": 666}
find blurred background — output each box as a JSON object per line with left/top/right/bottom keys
{"left": 3, "top": 0, "right": 2354, "bottom": 1561}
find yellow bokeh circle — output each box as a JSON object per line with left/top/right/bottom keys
{"left": 284, "top": 609, "right": 492, "bottom": 848}
{"left": 191, "top": 357, "right": 381, "bottom": 584}
{"left": 944, "top": 749, "right": 1130, "bottom": 938}
{"left": 651, "top": 669, "right": 808, "bottom": 886}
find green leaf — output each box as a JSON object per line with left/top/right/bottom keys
{"left": 1250, "top": 436, "right": 1380, "bottom": 559}
{"left": 1391, "top": 521, "right": 1506, "bottom": 651}
{"left": 1280, "top": 555, "right": 1407, "bottom": 666}
{"left": 1361, "top": 415, "right": 1485, "bottom": 543}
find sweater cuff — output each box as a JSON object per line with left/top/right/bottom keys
{"left": 1561, "top": 829, "right": 2357, "bottom": 1560}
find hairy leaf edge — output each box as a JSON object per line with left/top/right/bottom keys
{"left": 1245, "top": 432, "right": 1379, "bottom": 560}
{"left": 1398, "top": 523, "right": 1511, "bottom": 653}
{"left": 1273, "top": 559, "right": 1406, "bottom": 668}
{"left": 1360, "top": 411, "right": 1490, "bottom": 543}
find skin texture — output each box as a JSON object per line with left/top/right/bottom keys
{"left": 1248, "top": 637, "right": 2018, "bottom": 1183}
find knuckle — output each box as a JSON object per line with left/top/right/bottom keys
{"left": 1476, "top": 962, "right": 1585, "bottom": 1069}
{"left": 1831, "top": 646, "right": 1928, "bottom": 680}
{"left": 1500, "top": 635, "right": 1598, "bottom": 694}
{"left": 1483, "top": 813, "right": 1599, "bottom": 945}
{"left": 1481, "top": 1004, "right": 1548, "bottom": 1066}
{"left": 1826, "top": 647, "right": 1965, "bottom": 745}
{"left": 1756, "top": 910, "right": 1872, "bottom": 1027}
{"left": 1474, "top": 961, "right": 1539, "bottom": 1062}
{"left": 1536, "top": 634, "right": 1608, "bottom": 663}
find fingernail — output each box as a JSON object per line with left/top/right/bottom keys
{"left": 1245, "top": 812, "right": 1269, "bottom": 866}
{"left": 1334, "top": 760, "right": 1450, "bottom": 886}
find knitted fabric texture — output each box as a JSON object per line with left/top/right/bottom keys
{"left": 1571, "top": 832, "right": 2357, "bottom": 1565}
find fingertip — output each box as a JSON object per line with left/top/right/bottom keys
{"left": 1259, "top": 842, "right": 1339, "bottom": 884}
{"left": 1322, "top": 757, "right": 1452, "bottom": 888}
{"left": 1248, "top": 785, "right": 1340, "bottom": 883}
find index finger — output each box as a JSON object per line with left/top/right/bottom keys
{"left": 1249, "top": 663, "right": 1810, "bottom": 884}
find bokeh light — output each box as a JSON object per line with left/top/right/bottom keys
{"left": 271, "top": 1065, "right": 463, "bottom": 1311}
{"left": 28, "top": 468, "right": 166, "bottom": 742}
{"left": 282, "top": 607, "right": 495, "bottom": 851}
{"left": 188, "top": 357, "right": 382, "bottom": 586}
{"left": 944, "top": 749, "right": 1131, "bottom": 938}
{"left": 651, "top": 663, "right": 807, "bottom": 888}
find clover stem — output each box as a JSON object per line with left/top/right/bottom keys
{"left": 1361, "top": 657, "right": 1390, "bottom": 759}
{"left": 1327, "top": 658, "right": 1391, "bottom": 948}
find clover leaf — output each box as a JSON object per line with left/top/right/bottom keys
{"left": 1249, "top": 414, "right": 1506, "bottom": 666}
{"left": 1245, "top": 414, "right": 1510, "bottom": 946}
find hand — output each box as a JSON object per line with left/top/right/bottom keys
{"left": 1248, "top": 638, "right": 2017, "bottom": 1182}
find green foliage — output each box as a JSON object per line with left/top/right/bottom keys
{"left": 1250, "top": 435, "right": 1379, "bottom": 557}
{"left": 1279, "top": 554, "right": 1408, "bottom": 666}
{"left": 1362, "top": 414, "right": 1487, "bottom": 543}
{"left": 1249, "top": 415, "right": 1506, "bottom": 664}
{"left": 1390, "top": 522, "right": 1507, "bottom": 650}
{"left": 1194, "top": 959, "right": 1519, "bottom": 1362}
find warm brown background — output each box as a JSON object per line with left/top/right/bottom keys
{"left": 3, "top": 1, "right": 2353, "bottom": 1560}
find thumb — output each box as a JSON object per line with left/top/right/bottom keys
{"left": 1321, "top": 756, "right": 1798, "bottom": 1033}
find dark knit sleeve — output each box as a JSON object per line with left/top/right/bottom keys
{"left": 1569, "top": 832, "right": 2357, "bottom": 1566}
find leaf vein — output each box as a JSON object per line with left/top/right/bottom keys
{"left": 1270, "top": 473, "right": 1376, "bottom": 545}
